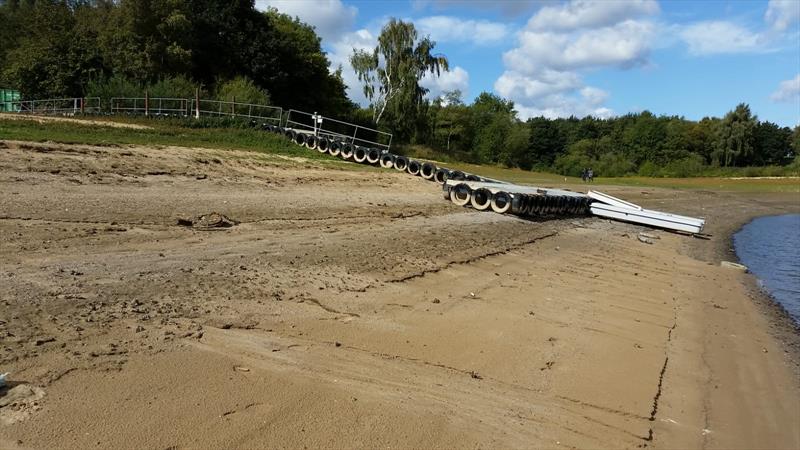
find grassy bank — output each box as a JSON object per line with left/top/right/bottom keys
{"left": 0, "top": 115, "right": 335, "bottom": 162}
{"left": 2, "top": 114, "right": 797, "bottom": 193}
{"left": 438, "top": 160, "right": 799, "bottom": 193}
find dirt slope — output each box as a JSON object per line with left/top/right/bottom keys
{"left": 0, "top": 140, "right": 797, "bottom": 449}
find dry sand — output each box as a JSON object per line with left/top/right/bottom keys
{"left": 0, "top": 114, "right": 152, "bottom": 129}
{"left": 0, "top": 140, "right": 798, "bottom": 449}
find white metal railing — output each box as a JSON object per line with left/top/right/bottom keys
{"left": 193, "top": 99, "right": 282, "bottom": 124}
{"left": 2, "top": 96, "right": 392, "bottom": 149}
{"left": 110, "top": 97, "right": 191, "bottom": 116}
{"left": 9, "top": 97, "right": 101, "bottom": 115}
{"left": 285, "top": 109, "right": 392, "bottom": 151}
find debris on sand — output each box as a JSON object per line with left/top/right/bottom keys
{"left": 0, "top": 382, "right": 46, "bottom": 425}
{"left": 0, "top": 372, "right": 7, "bottom": 388}
{"left": 177, "top": 212, "right": 239, "bottom": 229}
{"left": 637, "top": 234, "right": 654, "bottom": 245}
{"left": 720, "top": 261, "right": 748, "bottom": 272}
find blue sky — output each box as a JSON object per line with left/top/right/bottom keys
{"left": 257, "top": 0, "right": 800, "bottom": 126}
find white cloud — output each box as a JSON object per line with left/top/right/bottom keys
{"left": 326, "top": 29, "right": 377, "bottom": 105}
{"left": 497, "top": 72, "right": 612, "bottom": 120}
{"left": 765, "top": 0, "right": 800, "bottom": 32}
{"left": 679, "top": 21, "right": 766, "bottom": 55}
{"left": 771, "top": 74, "right": 800, "bottom": 102}
{"left": 527, "top": 0, "right": 659, "bottom": 31}
{"left": 495, "top": 70, "right": 582, "bottom": 102}
{"left": 504, "top": 20, "right": 655, "bottom": 73}
{"left": 421, "top": 66, "right": 470, "bottom": 99}
{"left": 514, "top": 91, "right": 614, "bottom": 120}
{"left": 256, "top": 0, "right": 357, "bottom": 41}
{"left": 412, "top": 0, "right": 542, "bottom": 17}
{"left": 579, "top": 86, "right": 609, "bottom": 105}
{"left": 494, "top": 0, "right": 658, "bottom": 119}
{"left": 415, "top": 16, "right": 510, "bottom": 45}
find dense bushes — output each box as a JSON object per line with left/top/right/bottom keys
{"left": 215, "top": 77, "right": 270, "bottom": 105}
{"left": 86, "top": 74, "right": 201, "bottom": 100}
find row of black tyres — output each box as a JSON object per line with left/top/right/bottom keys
{"left": 258, "top": 123, "right": 484, "bottom": 184}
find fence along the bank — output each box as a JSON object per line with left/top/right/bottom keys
{"left": 9, "top": 97, "right": 101, "bottom": 115}
{"left": 284, "top": 109, "right": 392, "bottom": 152}
{"left": 5, "top": 95, "right": 383, "bottom": 149}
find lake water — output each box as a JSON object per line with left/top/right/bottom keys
{"left": 734, "top": 214, "right": 800, "bottom": 326}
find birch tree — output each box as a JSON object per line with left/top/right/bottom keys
{"left": 350, "top": 19, "right": 448, "bottom": 126}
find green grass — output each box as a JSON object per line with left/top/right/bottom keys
{"left": 2, "top": 114, "right": 797, "bottom": 193}
{"left": 593, "top": 175, "right": 800, "bottom": 193}
{"left": 0, "top": 115, "right": 365, "bottom": 170}
{"left": 436, "top": 160, "right": 799, "bottom": 193}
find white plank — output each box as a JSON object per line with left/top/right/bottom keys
{"left": 588, "top": 191, "right": 642, "bottom": 210}
{"left": 590, "top": 203, "right": 704, "bottom": 233}
{"left": 444, "top": 180, "right": 586, "bottom": 198}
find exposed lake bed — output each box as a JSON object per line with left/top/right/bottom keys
{"left": 0, "top": 138, "right": 798, "bottom": 449}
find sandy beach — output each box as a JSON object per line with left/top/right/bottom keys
{"left": 0, "top": 140, "right": 798, "bottom": 449}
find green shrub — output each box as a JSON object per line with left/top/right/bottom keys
{"left": 215, "top": 77, "right": 271, "bottom": 105}
{"left": 595, "top": 152, "right": 636, "bottom": 177}
{"left": 148, "top": 75, "right": 196, "bottom": 98}
{"left": 637, "top": 160, "right": 660, "bottom": 177}
{"left": 86, "top": 74, "right": 200, "bottom": 100}
{"left": 86, "top": 74, "right": 142, "bottom": 99}
{"left": 660, "top": 154, "right": 706, "bottom": 177}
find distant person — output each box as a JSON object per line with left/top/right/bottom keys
{"left": 587, "top": 168, "right": 594, "bottom": 182}
{"left": 581, "top": 168, "right": 588, "bottom": 182}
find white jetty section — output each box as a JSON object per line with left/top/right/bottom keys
{"left": 444, "top": 180, "right": 585, "bottom": 198}
{"left": 587, "top": 190, "right": 642, "bottom": 210}
{"left": 441, "top": 181, "right": 705, "bottom": 234}
{"left": 588, "top": 191, "right": 705, "bottom": 234}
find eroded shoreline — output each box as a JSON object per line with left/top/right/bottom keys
{"left": 0, "top": 140, "right": 798, "bottom": 449}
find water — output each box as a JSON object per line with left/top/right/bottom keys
{"left": 734, "top": 214, "right": 800, "bottom": 325}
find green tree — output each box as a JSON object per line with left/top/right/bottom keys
{"left": 215, "top": 76, "right": 270, "bottom": 105}
{"left": 469, "top": 92, "right": 516, "bottom": 163}
{"left": 95, "top": 0, "right": 192, "bottom": 83}
{"left": 752, "top": 121, "right": 792, "bottom": 165}
{"left": 350, "top": 18, "right": 449, "bottom": 135}
{"left": 714, "top": 103, "right": 757, "bottom": 167}
{"left": 686, "top": 117, "right": 719, "bottom": 163}
{"left": 263, "top": 8, "right": 352, "bottom": 114}
{"left": 430, "top": 90, "right": 471, "bottom": 153}
{"left": 2, "top": 1, "right": 101, "bottom": 98}
{"left": 526, "top": 117, "right": 566, "bottom": 169}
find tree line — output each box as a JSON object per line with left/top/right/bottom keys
{"left": 0, "top": 0, "right": 355, "bottom": 116}
{"left": 1, "top": 2, "right": 797, "bottom": 176}
{"left": 414, "top": 96, "right": 799, "bottom": 177}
